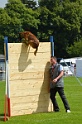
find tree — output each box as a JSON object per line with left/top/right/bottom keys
{"left": 0, "top": 8, "right": 11, "bottom": 53}
{"left": 54, "top": 2, "right": 81, "bottom": 57}
{"left": 39, "top": 0, "right": 61, "bottom": 11}
{"left": 38, "top": 0, "right": 82, "bottom": 58}
{"left": 67, "top": 40, "right": 82, "bottom": 57}
{"left": 21, "top": 0, "right": 38, "bottom": 9}
{"left": 38, "top": 7, "right": 52, "bottom": 40}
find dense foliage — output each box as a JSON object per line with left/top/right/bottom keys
{"left": 0, "top": 0, "right": 82, "bottom": 58}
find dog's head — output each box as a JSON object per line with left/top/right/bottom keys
{"left": 19, "top": 31, "right": 30, "bottom": 42}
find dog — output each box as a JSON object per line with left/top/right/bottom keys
{"left": 19, "top": 31, "right": 39, "bottom": 55}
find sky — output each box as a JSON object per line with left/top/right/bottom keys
{"left": 0, "top": 0, "right": 38, "bottom": 8}
{"left": 0, "top": 0, "right": 8, "bottom": 8}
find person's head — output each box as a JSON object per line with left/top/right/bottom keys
{"left": 50, "top": 56, "right": 57, "bottom": 65}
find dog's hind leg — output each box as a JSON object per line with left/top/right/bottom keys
{"left": 34, "top": 47, "right": 38, "bottom": 56}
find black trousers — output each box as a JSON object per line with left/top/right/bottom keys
{"left": 50, "top": 87, "right": 70, "bottom": 111}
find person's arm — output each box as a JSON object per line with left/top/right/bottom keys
{"left": 53, "top": 70, "right": 63, "bottom": 83}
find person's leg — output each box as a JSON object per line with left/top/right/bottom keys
{"left": 50, "top": 88, "right": 59, "bottom": 111}
{"left": 58, "top": 87, "right": 70, "bottom": 111}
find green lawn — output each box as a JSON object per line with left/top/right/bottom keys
{"left": 0, "top": 76, "right": 82, "bottom": 124}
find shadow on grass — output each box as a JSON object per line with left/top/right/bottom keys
{"left": 0, "top": 114, "right": 4, "bottom": 121}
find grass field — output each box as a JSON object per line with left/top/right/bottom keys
{"left": 0, "top": 76, "right": 82, "bottom": 124}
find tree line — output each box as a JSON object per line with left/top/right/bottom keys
{"left": 0, "top": 0, "right": 82, "bottom": 58}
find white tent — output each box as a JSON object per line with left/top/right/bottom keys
{"left": 76, "top": 59, "right": 82, "bottom": 77}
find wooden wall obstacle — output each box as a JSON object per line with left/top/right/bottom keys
{"left": 4, "top": 42, "right": 53, "bottom": 117}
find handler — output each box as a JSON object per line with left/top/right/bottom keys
{"left": 49, "top": 56, "right": 71, "bottom": 113}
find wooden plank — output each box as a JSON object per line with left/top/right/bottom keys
{"left": 8, "top": 52, "right": 50, "bottom": 64}
{"left": 10, "top": 86, "right": 49, "bottom": 96}
{"left": 9, "top": 71, "right": 49, "bottom": 80}
{"left": 10, "top": 94, "right": 50, "bottom": 103}
{"left": 11, "top": 102, "right": 52, "bottom": 116}
{"left": 9, "top": 68, "right": 49, "bottom": 74}
{"left": 10, "top": 87, "right": 49, "bottom": 97}
{"left": 9, "top": 63, "right": 50, "bottom": 72}
{"left": 8, "top": 58, "right": 50, "bottom": 65}
{"left": 11, "top": 101, "right": 50, "bottom": 110}
{"left": 10, "top": 79, "right": 49, "bottom": 90}
{"left": 9, "top": 61, "right": 50, "bottom": 70}
{"left": 8, "top": 42, "right": 51, "bottom": 53}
